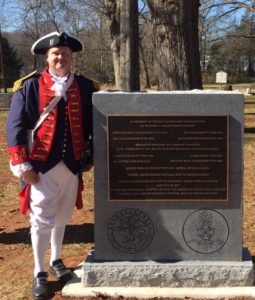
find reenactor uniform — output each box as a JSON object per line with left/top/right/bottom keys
{"left": 6, "top": 31, "right": 98, "bottom": 300}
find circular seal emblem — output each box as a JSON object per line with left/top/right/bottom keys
{"left": 183, "top": 209, "right": 229, "bottom": 254}
{"left": 107, "top": 208, "right": 154, "bottom": 254}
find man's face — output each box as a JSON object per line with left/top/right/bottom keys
{"left": 46, "top": 46, "right": 73, "bottom": 76}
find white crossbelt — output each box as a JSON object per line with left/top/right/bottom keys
{"left": 28, "top": 72, "right": 74, "bottom": 150}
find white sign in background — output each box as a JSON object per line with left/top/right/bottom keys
{"left": 216, "top": 71, "right": 227, "bottom": 84}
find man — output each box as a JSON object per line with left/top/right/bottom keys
{"left": 6, "top": 31, "right": 98, "bottom": 300}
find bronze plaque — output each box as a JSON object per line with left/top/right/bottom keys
{"left": 107, "top": 115, "right": 229, "bottom": 201}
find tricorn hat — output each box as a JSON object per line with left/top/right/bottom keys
{"left": 31, "top": 31, "right": 84, "bottom": 55}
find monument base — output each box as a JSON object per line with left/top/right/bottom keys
{"left": 82, "top": 249, "right": 254, "bottom": 288}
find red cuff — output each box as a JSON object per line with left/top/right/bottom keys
{"left": 8, "top": 145, "right": 29, "bottom": 165}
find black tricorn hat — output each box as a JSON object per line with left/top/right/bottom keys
{"left": 31, "top": 31, "right": 84, "bottom": 55}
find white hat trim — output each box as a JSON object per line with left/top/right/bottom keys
{"left": 31, "top": 31, "right": 84, "bottom": 55}
{"left": 31, "top": 31, "right": 60, "bottom": 55}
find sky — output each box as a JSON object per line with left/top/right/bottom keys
{"left": 0, "top": 0, "right": 251, "bottom": 33}
{"left": 0, "top": 0, "right": 22, "bottom": 31}
{"left": 1, "top": 0, "right": 148, "bottom": 32}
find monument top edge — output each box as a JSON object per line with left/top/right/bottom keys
{"left": 96, "top": 89, "right": 243, "bottom": 95}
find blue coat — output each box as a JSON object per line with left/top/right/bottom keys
{"left": 6, "top": 73, "right": 97, "bottom": 175}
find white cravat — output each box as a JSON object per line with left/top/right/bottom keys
{"left": 49, "top": 69, "right": 74, "bottom": 101}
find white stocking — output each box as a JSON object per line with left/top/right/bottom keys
{"left": 50, "top": 226, "right": 66, "bottom": 265}
{"left": 31, "top": 232, "right": 51, "bottom": 278}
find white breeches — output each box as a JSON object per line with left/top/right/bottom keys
{"left": 29, "top": 161, "right": 78, "bottom": 235}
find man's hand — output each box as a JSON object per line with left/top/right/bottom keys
{"left": 21, "top": 169, "right": 40, "bottom": 185}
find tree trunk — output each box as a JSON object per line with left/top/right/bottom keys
{"left": 140, "top": 42, "right": 151, "bottom": 88}
{"left": 103, "top": 0, "right": 121, "bottom": 89}
{"left": 147, "top": 0, "right": 202, "bottom": 90}
{"left": 119, "top": 0, "right": 140, "bottom": 90}
{"left": 104, "top": 0, "right": 140, "bottom": 90}
{"left": 0, "top": 31, "right": 7, "bottom": 93}
{"left": 183, "top": 0, "right": 202, "bottom": 89}
{"left": 111, "top": 38, "right": 121, "bottom": 88}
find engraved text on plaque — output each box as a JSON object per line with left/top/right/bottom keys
{"left": 107, "top": 115, "right": 229, "bottom": 201}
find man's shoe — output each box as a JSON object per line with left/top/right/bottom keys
{"left": 32, "top": 272, "right": 48, "bottom": 300}
{"left": 49, "top": 259, "right": 73, "bottom": 283}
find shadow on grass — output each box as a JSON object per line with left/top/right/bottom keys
{"left": 0, "top": 223, "right": 94, "bottom": 245}
{"left": 48, "top": 280, "right": 65, "bottom": 299}
{"left": 64, "top": 223, "right": 94, "bottom": 244}
{"left": 244, "top": 127, "right": 255, "bottom": 133}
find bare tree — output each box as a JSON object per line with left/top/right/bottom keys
{"left": 147, "top": 0, "right": 202, "bottom": 90}
{"left": 18, "top": 0, "right": 59, "bottom": 69}
{"left": 0, "top": 29, "right": 6, "bottom": 92}
{"left": 102, "top": 0, "right": 140, "bottom": 90}
{"left": 119, "top": 0, "right": 140, "bottom": 90}
{"left": 102, "top": 0, "right": 121, "bottom": 88}
{"left": 183, "top": 0, "right": 202, "bottom": 89}
{"left": 140, "top": 42, "right": 151, "bottom": 88}
{"left": 199, "top": 0, "right": 255, "bottom": 82}
{"left": 202, "top": 0, "right": 255, "bottom": 12}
